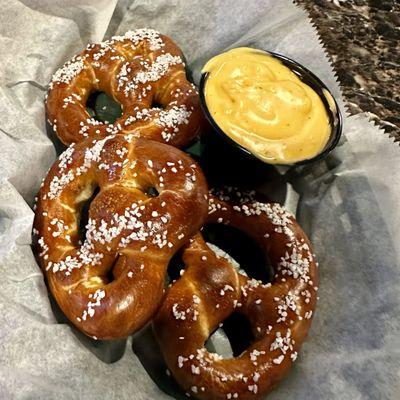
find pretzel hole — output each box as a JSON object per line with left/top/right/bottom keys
{"left": 105, "top": 254, "right": 121, "bottom": 283}
{"left": 144, "top": 186, "right": 159, "bottom": 197}
{"left": 78, "top": 185, "right": 100, "bottom": 243}
{"left": 151, "top": 100, "right": 165, "bottom": 110}
{"left": 166, "top": 249, "right": 185, "bottom": 285}
{"left": 205, "top": 313, "right": 254, "bottom": 358}
{"left": 86, "top": 91, "right": 122, "bottom": 124}
{"left": 203, "top": 224, "right": 272, "bottom": 284}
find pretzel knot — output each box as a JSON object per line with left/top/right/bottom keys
{"left": 154, "top": 190, "right": 318, "bottom": 399}
{"left": 46, "top": 29, "right": 203, "bottom": 147}
{"left": 33, "top": 135, "right": 208, "bottom": 340}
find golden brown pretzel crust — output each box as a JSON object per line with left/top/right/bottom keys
{"left": 33, "top": 135, "right": 208, "bottom": 340}
{"left": 153, "top": 190, "right": 318, "bottom": 399}
{"left": 46, "top": 29, "right": 203, "bottom": 147}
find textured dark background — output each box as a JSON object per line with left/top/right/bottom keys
{"left": 297, "top": 0, "right": 400, "bottom": 139}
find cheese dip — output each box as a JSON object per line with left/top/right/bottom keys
{"left": 202, "top": 48, "right": 331, "bottom": 164}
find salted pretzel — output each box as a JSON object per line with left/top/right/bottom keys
{"left": 154, "top": 189, "right": 318, "bottom": 399}
{"left": 33, "top": 134, "right": 208, "bottom": 340}
{"left": 46, "top": 29, "right": 203, "bottom": 147}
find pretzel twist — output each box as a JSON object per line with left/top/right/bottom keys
{"left": 46, "top": 29, "right": 203, "bottom": 147}
{"left": 33, "top": 135, "right": 208, "bottom": 340}
{"left": 154, "top": 190, "right": 318, "bottom": 399}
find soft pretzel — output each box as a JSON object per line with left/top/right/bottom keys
{"left": 33, "top": 134, "right": 208, "bottom": 340}
{"left": 154, "top": 189, "right": 318, "bottom": 399}
{"left": 46, "top": 29, "right": 203, "bottom": 147}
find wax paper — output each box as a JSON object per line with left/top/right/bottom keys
{"left": 0, "top": 0, "right": 399, "bottom": 399}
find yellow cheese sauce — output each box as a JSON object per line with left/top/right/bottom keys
{"left": 202, "top": 47, "right": 331, "bottom": 164}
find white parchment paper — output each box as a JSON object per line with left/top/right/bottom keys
{"left": 0, "top": 1, "right": 399, "bottom": 399}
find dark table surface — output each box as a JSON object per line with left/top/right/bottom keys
{"left": 297, "top": 0, "right": 400, "bottom": 140}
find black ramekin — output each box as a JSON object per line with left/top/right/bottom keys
{"left": 199, "top": 49, "right": 343, "bottom": 167}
